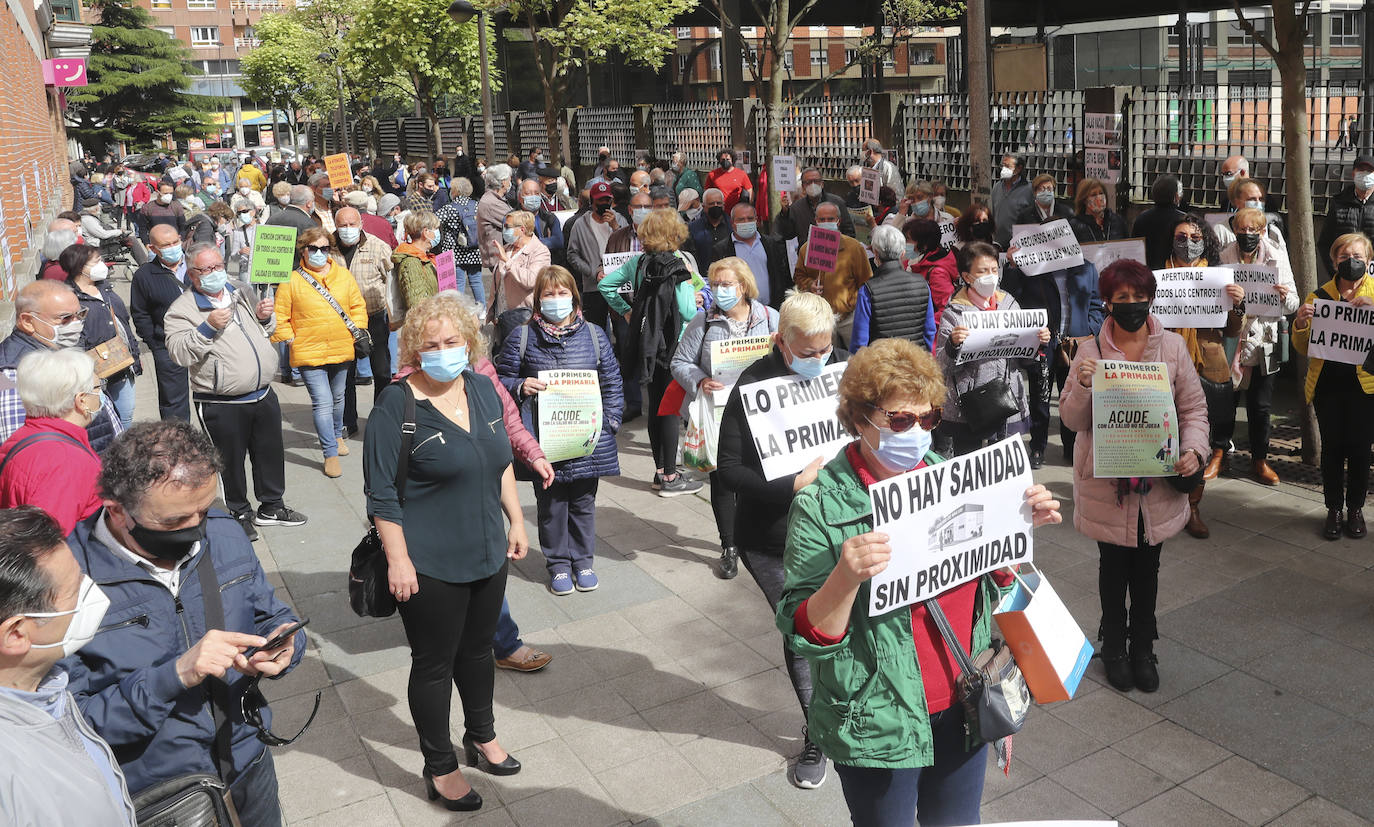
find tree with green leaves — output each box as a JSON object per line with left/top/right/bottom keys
{"left": 475, "top": 0, "right": 697, "bottom": 165}
{"left": 350, "top": 0, "right": 491, "bottom": 157}
{"left": 239, "top": 14, "right": 325, "bottom": 152}
{"left": 66, "top": 0, "right": 219, "bottom": 151}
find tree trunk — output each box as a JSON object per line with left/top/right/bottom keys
{"left": 545, "top": 74, "right": 565, "bottom": 168}
{"left": 1273, "top": 2, "right": 1319, "bottom": 463}
{"left": 764, "top": 0, "right": 788, "bottom": 229}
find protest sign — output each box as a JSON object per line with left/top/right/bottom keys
{"left": 848, "top": 206, "right": 873, "bottom": 245}
{"left": 1084, "top": 113, "right": 1122, "bottom": 185}
{"left": 938, "top": 218, "right": 957, "bottom": 249}
{"left": 772, "top": 155, "right": 797, "bottom": 193}
{"left": 1307, "top": 298, "right": 1374, "bottom": 366}
{"left": 859, "top": 167, "right": 881, "bottom": 206}
{"left": 1092, "top": 360, "right": 1179, "bottom": 478}
{"left": 867, "top": 436, "right": 1035, "bottom": 616}
{"left": 709, "top": 335, "right": 774, "bottom": 405}
{"left": 1009, "top": 219, "right": 1083, "bottom": 276}
{"left": 536, "top": 369, "right": 603, "bottom": 463}
{"left": 248, "top": 225, "right": 297, "bottom": 284}
{"left": 739, "top": 361, "right": 848, "bottom": 480}
{"left": 601, "top": 251, "right": 637, "bottom": 274}
{"left": 1080, "top": 238, "right": 1147, "bottom": 273}
{"left": 323, "top": 153, "right": 353, "bottom": 190}
{"left": 1226, "top": 263, "right": 1284, "bottom": 317}
{"left": 956, "top": 309, "right": 1048, "bottom": 364}
{"left": 434, "top": 250, "right": 457, "bottom": 292}
{"left": 804, "top": 225, "right": 841, "bottom": 271}
{"left": 1150, "top": 267, "right": 1234, "bottom": 327}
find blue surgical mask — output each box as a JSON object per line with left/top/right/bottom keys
{"left": 429, "top": 231, "right": 442, "bottom": 250}
{"left": 420, "top": 345, "right": 469, "bottom": 382}
{"left": 1035, "top": 190, "right": 1055, "bottom": 206}
{"left": 198, "top": 268, "right": 228, "bottom": 295}
{"left": 502, "top": 227, "right": 517, "bottom": 245}
{"left": 788, "top": 346, "right": 829, "bottom": 379}
{"left": 816, "top": 221, "right": 839, "bottom": 232}
{"left": 541, "top": 295, "right": 573, "bottom": 321}
{"left": 905, "top": 242, "right": 917, "bottom": 258}
{"left": 160, "top": 244, "right": 183, "bottom": 264}
{"left": 713, "top": 285, "right": 739, "bottom": 311}
{"left": 338, "top": 226, "right": 361, "bottom": 245}
{"left": 522, "top": 194, "right": 543, "bottom": 212}
{"left": 307, "top": 250, "right": 329, "bottom": 269}
{"left": 632, "top": 207, "right": 651, "bottom": 226}
{"left": 322, "top": 187, "right": 335, "bottom": 200}
{"left": 863, "top": 417, "right": 932, "bottom": 474}
{"left": 735, "top": 221, "right": 757, "bottom": 240}
{"left": 913, "top": 200, "right": 932, "bottom": 217}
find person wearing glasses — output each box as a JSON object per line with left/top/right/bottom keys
{"left": 64, "top": 420, "right": 308, "bottom": 826}
{"left": 934, "top": 242, "right": 1050, "bottom": 457}
{"left": 271, "top": 227, "right": 368, "bottom": 479}
{"left": 60, "top": 244, "right": 140, "bottom": 430}
{"left": 0, "top": 280, "right": 123, "bottom": 453}
{"left": 778, "top": 338, "right": 1062, "bottom": 826}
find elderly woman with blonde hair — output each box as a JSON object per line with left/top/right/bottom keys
{"left": 779, "top": 337, "right": 1061, "bottom": 824}
{"left": 364, "top": 292, "right": 529, "bottom": 814}
{"left": 492, "top": 208, "right": 550, "bottom": 311}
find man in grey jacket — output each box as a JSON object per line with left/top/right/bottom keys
{"left": 0, "top": 506, "right": 137, "bottom": 826}
{"left": 164, "top": 242, "right": 306, "bottom": 542}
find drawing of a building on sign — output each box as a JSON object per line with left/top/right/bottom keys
{"left": 928, "top": 503, "right": 985, "bottom": 546}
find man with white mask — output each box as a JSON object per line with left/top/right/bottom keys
{"left": 1316, "top": 154, "right": 1374, "bottom": 275}
{"left": 0, "top": 506, "right": 135, "bottom": 826}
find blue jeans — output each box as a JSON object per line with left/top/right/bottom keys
{"left": 106, "top": 372, "right": 136, "bottom": 430}
{"left": 461, "top": 266, "right": 485, "bottom": 306}
{"left": 277, "top": 343, "right": 295, "bottom": 380}
{"left": 833, "top": 708, "right": 987, "bottom": 827}
{"left": 299, "top": 363, "right": 348, "bottom": 457}
{"left": 492, "top": 597, "right": 522, "bottom": 660}
{"left": 388, "top": 330, "right": 400, "bottom": 374}
{"left": 229, "top": 748, "right": 282, "bottom": 827}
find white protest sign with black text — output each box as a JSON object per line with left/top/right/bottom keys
{"left": 1150, "top": 267, "right": 1234, "bottom": 328}
{"left": 956, "top": 309, "right": 1048, "bottom": 364}
{"left": 859, "top": 167, "right": 882, "bottom": 206}
{"left": 1307, "top": 298, "right": 1374, "bottom": 366}
{"left": 772, "top": 155, "right": 797, "bottom": 194}
{"left": 1226, "top": 263, "right": 1284, "bottom": 317}
{"left": 1010, "top": 219, "right": 1083, "bottom": 276}
{"left": 1080, "top": 238, "right": 1147, "bottom": 273}
{"left": 868, "top": 437, "right": 1035, "bottom": 616}
{"left": 739, "top": 362, "right": 849, "bottom": 480}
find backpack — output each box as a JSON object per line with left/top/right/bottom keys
{"left": 624, "top": 251, "right": 692, "bottom": 383}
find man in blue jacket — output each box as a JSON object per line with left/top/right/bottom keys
{"left": 64, "top": 420, "right": 306, "bottom": 826}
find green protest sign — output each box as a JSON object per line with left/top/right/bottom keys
{"left": 249, "top": 225, "right": 298, "bottom": 284}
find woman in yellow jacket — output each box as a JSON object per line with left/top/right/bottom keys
{"left": 273, "top": 225, "right": 368, "bottom": 478}
{"left": 1293, "top": 232, "right": 1374, "bottom": 541}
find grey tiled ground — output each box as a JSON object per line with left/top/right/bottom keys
{"left": 118, "top": 334, "right": 1374, "bottom": 825}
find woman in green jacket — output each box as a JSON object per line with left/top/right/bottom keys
{"left": 778, "top": 338, "right": 1061, "bottom": 826}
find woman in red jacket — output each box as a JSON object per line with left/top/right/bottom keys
{"left": 0, "top": 348, "right": 104, "bottom": 533}
{"left": 903, "top": 218, "right": 960, "bottom": 323}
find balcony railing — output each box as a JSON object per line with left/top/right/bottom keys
{"left": 229, "top": 0, "right": 288, "bottom": 11}
{"left": 234, "top": 37, "right": 261, "bottom": 49}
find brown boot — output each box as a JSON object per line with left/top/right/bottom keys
{"left": 1202, "top": 449, "right": 1225, "bottom": 481}
{"left": 1251, "top": 459, "right": 1280, "bottom": 486}
{"left": 1184, "top": 484, "right": 1209, "bottom": 538}
{"left": 323, "top": 456, "right": 342, "bottom": 478}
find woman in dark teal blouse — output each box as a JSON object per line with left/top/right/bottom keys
{"left": 364, "top": 293, "right": 529, "bottom": 813}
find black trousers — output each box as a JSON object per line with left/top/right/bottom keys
{"left": 343, "top": 311, "right": 392, "bottom": 432}
{"left": 645, "top": 367, "right": 680, "bottom": 473}
{"left": 397, "top": 563, "right": 508, "bottom": 776}
{"left": 708, "top": 471, "right": 737, "bottom": 548}
{"left": 151, "top": 346, "right": 190, "bottom": 422}
{"left": 583, "top": 289, "right": 610, "bottom": 328}
{"left": 1097, "top": 515, "right": 1163, "bottom": 653}
{"left": 738, "top": 549, "right": 812, "bottom": 717}
{"left": 1314, "top": 387, "right": 1374, "bottom": 512}
{"left": 194, "top": 389, "right": 286, "bottom": 516}
{"left": 1027, "top": 347, "right": 1071, "bottom": 455}
{"left": 1199, "top": 376, "right": 1236, "bottom": 452}
{"left": 1242, "top": 368, "right": 1277, "bottom": 462}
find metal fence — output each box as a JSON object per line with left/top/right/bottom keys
{"left": 573, "top": 106, "right": 635, "bottom": 166}
{"left": 653, "top": 101, "right": 737, "bottom": 171}
{"left": 777, "top": 96, "right": 873, "bottom": 181}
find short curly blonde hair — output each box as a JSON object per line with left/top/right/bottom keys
{"left": 505, "top": 209, "right": 535, "bottom": 236}
{"left": 707, "top": 257, "right": 758, "bottom": 301}
{"left": 638, "top": 208, "right": 688, "bottom": 252}
{"left": 836, "top": 338, "right": 945, "bottom": 434}
{"left": 399, "top": 292, "right": 488, "bottom": 368}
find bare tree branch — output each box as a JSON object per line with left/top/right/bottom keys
{"left": 1232, "top": 1, "right": 1279, "bottom": 62}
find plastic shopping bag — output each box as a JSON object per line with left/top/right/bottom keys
{"left": 681, "top": 391, "right": 722, "bottom": 472}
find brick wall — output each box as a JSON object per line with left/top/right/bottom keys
{"left": 0, "top": 0, "right": 73, "bottom": 300}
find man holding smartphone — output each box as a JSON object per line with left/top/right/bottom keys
{"left": 63, "top": 420, "right": 306, "bottom": 827}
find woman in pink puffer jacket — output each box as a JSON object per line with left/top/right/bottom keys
{"left": 1059, "top": 260, "right": 1209, "bottom": 698}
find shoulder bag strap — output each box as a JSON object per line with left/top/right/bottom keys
{"left": 924, "top": 598, "right": 980, "bottom": 680}
{"left": 0, "top": 432, "right": 93, "bottom": 477}
{"left": 396, "top": 379, "right": 416, "bottom": 506}
{"left": 296, "top": 267, "right": 360, "bottom": 336}
{"left": 193, "top": 548, "right": 234, "bottom": 779}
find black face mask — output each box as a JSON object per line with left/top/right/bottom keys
{"left": 1338, "top": 257, "right": 1367, "bottom": 282}
{"left": 1109, "top": 301, "right": 1151, "bottom": 333}
{"left": 706, "top": 205, "right": 724, "bottom": 220}
{"left": 593, "top": 202, "right": 612, "bottom": 216}
{"left": 1237, "top": 232, "right": 1261, "bottom": 254}
{"left": 971, "top": 221, "right": 993, "bottom": 241}
{"left": 544, "top": 182, "right": 558, "bottom": 195}
{"left": 129, "top": 516, "right": 207, "bottom": 562}
{"left": 718, "top": 159, "right": 732, "bottom": 170}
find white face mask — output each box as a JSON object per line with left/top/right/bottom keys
{"left": 31, "top": 315, "right": 84, "bottom": 349}
{"left": 804, "top": 183, "right": 823, "bottom": 199}
{"left": 25, "top": 575, "right": 110, "bottom": 658}
{"left": 972, "top": 272, "right": 999, "bottom": 293}
{"left": 89, "top": 261, "right": 109, "bottom": 282}
{"left": 238, "top": 186, "right": 250, "bottom": 196}
{"left": 158, "top": 193, "right": 173, "bottom": 205}
{"left": 933, "top": 195, "right": 946, "bottom": 210}
{"left": 999, "top": 166, "right": 1014, "bottom": 180}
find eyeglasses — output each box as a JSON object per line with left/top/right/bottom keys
{"left": 1173, "top": 234, "right": 1204, "bottom": 243}
{"left": 304, "top": 244, "right": 331, "bottom": 254}
{"left": 35, "top": 308, "right": 88, "bottom": 325}
{"left": 240, "top": 678, "right": 321, "bottom": 747}
{"left": 868, "top": 403, "right": 942, "bottom": 433}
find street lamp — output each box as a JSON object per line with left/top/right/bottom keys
{"left": 317, "top": 51, "right": 350, "bottom": 157}
{"left": 448, "top": 0, "right": 494, "bottom": 163}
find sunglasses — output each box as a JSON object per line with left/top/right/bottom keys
{"left": 36, "top": 308, "right": 89, "bottom": 325}
{"left": 868, "top": 403, "right": 942, "bottom": 433}
{"left": 304, "top": 244, "right": 331, "bottom": 254}
{"left": 1173, "top": 234, "right": 1203, "bottom": 243}
{"left": 240, "top": 678, "right": 321, "bottom": 747}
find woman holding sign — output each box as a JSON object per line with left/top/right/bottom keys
{"left": 671, "top": 257, "right": 780, "bottom": 580}
{"left": 1293, "top": 232, "right": 1374, "bottom": 541}
{"left": 1060, "top": 259, "right": 1209, "bottom": 693}
{"left": 496, "top": 266, "right": 623, "bottom": 595}
{"left": 779, "top": 338, "right": 1061, "bottom": 825}
{"left": 1219, "top": 206, "right": 1298, "bottom": 486}
{"left": 934, "top": 242, "right": 1049, "bottom": 457}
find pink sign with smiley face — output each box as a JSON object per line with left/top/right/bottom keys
{"left": 42, "top": 58, "right": 88, "bottom": 87}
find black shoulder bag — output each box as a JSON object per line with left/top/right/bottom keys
{"left": 296, "top": 267, "right": 372, "bottom": 359}
{"left": 349, "top": 380, "right": 416, "bottom": 618}
{"left": 925, "top": 596, "right": 1029, "bottom": 744}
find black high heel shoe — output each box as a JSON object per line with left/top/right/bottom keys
{"left": 463, "top": 734, "right": 522, "bottom": 776}
{"left": 422, "top": 767, "right": 482, "bottom": 811}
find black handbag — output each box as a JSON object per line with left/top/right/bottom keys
{"left": 926, "top": 596, "right": 1029, "bottom": 744}
{"left": 349, "top": 380, "right": 415, "bottom": 618}
{"left": 297, "top": 266, "right": 372, "bottom": 359}
{"left": 957, "top": 377, "right": 1019, "bottom": 437}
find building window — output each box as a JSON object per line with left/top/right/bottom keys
{"left": 677, "top": 53, "right": 688, "bottom": 76}
{"left": 782, "top": 50, "right": 793, "bottom": 70}
{"left": 154, "top": 25, "right": 176, "bottom": 37}
{"left": 1331, "top": 12, "right": 1360, "bottom": 46}
{"left": 743, "top": 45, "right": 757, "bottom": 71}
{"left": 1167, "top": 22, "right": 1217, "bottom": 46}
{"left": 881, "top": 49, "right": 895, "bottom": 69}
{"left": 908, "top": 43, "right": 936, "bottom": 65}
{"left": 676, "top": 27, "right": 691, "bottom": 39}
{"left": 709, "top": 43, "right": 720, "bottom": 70}
{"left": 187, "top": 0, "right": 215, "bottom": 9}
{"left": 843, "top": 47, "right": 858, "bottom": 66}
{"left": 1226, "top": 15, "right": 1268, "bottom": 45}
{"left": 740, "top": 27, "right": 756, "bottom": 37}
{"left": 810, "top": 48, "right": 826, "bottom": 67}
{"left": 190, "top": 26, "right": 219, "bottom": 46}
{"left": 150, "top": 0, "right": 171, "bottom": 9}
